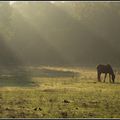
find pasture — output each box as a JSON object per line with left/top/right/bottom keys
{"left": 0, "top": 66, "right": 120, "bottom": 118}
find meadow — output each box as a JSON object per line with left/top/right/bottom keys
{"left": 0, "top": 66, "right": 120, "bottom": 118}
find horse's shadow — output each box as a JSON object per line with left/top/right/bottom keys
{"left": 91, "top": 81, "right": 120, "bottom": 84}
{"left": 112, "top": 82, "right": 120, "bottom": 84}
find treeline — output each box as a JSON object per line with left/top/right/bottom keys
{"left": 0, "top": 2, "right": 120, "bottom": 67}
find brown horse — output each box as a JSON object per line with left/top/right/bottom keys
{"left": 96, "top": 64, "right": 115, "bottom": 83}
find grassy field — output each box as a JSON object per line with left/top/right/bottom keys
{"left": 0, "top": 66, "right": 120, "bottom": 118}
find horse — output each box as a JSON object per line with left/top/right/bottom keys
{"left": 96, "top": 64, "right": 115, "bottom": 83}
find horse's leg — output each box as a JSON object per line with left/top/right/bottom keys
{"left": 99, "top": 73, "right": 101, "bottom": 82}
{"left": 104, "top": 73, "right": 107, "bottom": 83}
{"left": 112, "top": 77, "right": 115, "bottom": 83}
{"left": 109, "top": 74, "right": 111, "bottom": 83}
{"left": 97, "top": 72, "right": 101, "bottom": 82}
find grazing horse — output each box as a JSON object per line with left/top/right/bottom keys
{"left": 96, "top": 64, "right": 115, "bottom": 83}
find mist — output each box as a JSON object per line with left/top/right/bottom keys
{"left": 0, "top": 1, "right": 120, "bottom": 67}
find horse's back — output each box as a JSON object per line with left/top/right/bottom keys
{"left": 97, "top": 64, "right": 105, "bottom": 70}
{"left": 97, "top": 64, "right": 113, "bottom": 74}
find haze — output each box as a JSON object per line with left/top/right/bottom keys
{"left": 0, "top": 1, "right": 120, "bottom": 67}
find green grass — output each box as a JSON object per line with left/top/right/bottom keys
{"left": 0, "top": 66, "right": 120, "bottom": 118}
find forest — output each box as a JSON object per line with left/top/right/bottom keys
{"left": 1, "top": 2, "right": 120, "bottom": 67}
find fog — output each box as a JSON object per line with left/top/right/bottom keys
{"left": 0, "top": 1, "right": 120, "bottom": 67}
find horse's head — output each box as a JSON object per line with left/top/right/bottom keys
{"left": 112, "top": 73, "right": 115, "bottom": 83}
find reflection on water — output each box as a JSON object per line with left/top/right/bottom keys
{"left": 0, "top": 66, "right": 80, "bottom": 87}
{"left": 0, "top": 66, "right": 32, "bottom": 87}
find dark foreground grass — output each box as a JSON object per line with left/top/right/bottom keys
{"left": 0, "top": 66, "right": 120, "bottom": 118}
